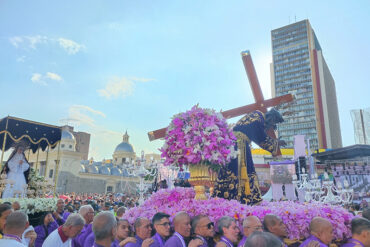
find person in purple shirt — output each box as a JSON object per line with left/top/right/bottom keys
{"left": 164, "top": 212, "right": 202, "bottom": 247}
{"left": 263, "top": 214, "right": 289, "bottom": 247}
{"left": 34, "top": 212, "right": 59, "bottom": 247}
{"left": 92, "top": 212, "right": 117, "bottom": 247}
{"left": 52, "top": 199, "right": 66, "bottom": 226}
{"left": 111, "top": 219, "right": 136, "bottom": 247}
{"left": 299, "top": 217, "right": 333, "bottom": 247}
{"left": 342, "top": 217, "right": 370, "bottom": 247}
{"left": 84, "top": 232, "right": 95, "bottom": 247}
{"left": 150, "top": 212, "right": 171, "bottom": 247}
{"left": 244, "top": 231, "right": 284, "bottom": 247}
{"left": 72, "top": 205, "right": 95, "bottom": 247}
{"left": 192, "top": 215, "right": 215, "bottom": 247}
{"left": 125, "top": 217, "right": 154, "bottom": 247}
{"left": 238, "top": 216, "right": 263, "bottom": 247}
{"left": 215, "top": 216, "right": 240, "bottom": 247}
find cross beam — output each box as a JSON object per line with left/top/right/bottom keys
{"left": 148, "top": 51, "right": 294, "bottom": 147}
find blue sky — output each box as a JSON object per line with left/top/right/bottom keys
{"left": 1, "top": 1, "right": 369, "bottom": 160}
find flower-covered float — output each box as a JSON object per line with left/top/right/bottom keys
{"left": 160, "top": 105, "right": 237, "bottom": 199}
{"left": 124, "top": 187, "right": 353, "bottom": 241}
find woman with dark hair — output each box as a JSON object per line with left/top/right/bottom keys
{"left": 33, "top": 212, "right": 58, "bottom": 247}
{"left": 1, "top": 145, "right": 30, "bottom": 198}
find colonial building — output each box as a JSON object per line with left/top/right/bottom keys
{"left": 28, "top": 127, "right": 154, "bottom": 194}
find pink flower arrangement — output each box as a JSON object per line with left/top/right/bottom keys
{"left": 123, "top": 188, "right": 353, "bottom": 240}
{"left": 160, "top": 105, "right": 237, "bottom": 166}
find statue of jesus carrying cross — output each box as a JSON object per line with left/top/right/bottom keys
{"left": 148, "top": 51, "right": 293, "bottom": 205}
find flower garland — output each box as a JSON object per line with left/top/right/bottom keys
{"left": 123, "top": 188, "right": 353, "bottom": 240}
{"left": 0, "top": 197, "right": 58, "bottom": 215}
{"left": 160, "top": 105, "right": 237, "bottom": 167}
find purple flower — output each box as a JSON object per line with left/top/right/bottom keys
{"left": 161, "top": 105, "right": 237, "bottom": 167}
{"left": 123, "top": 188, "right": 353, "bottom": 241}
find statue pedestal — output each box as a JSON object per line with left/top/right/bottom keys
{"left": 188, "top": 163, "right": 213, "bottom": 200}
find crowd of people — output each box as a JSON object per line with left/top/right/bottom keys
{"left": 0, "top": 198, "right": 369, "bottom": 247}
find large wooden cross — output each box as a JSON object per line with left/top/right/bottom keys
{"left": 148, "top": 51, "right": 294, "bottom": 155}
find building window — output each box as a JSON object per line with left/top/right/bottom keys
{"left": 39, "top": 161, "right": 46, "bottom": 176}
{"left": 122, "top": 158, "right": 126, "bottom": 163}
{"left": 69, "top": 145, "right": 72, "bottom": 149}
{"left": 49, "top": 169, "right": 54, "bottom": 178}
{"left": 107, "top": 186, "right": 113, "bottom": 192}
{"left": 61, "top": 144, "right": 65, "bottom": 148}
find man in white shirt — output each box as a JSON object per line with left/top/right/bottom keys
{"left": 0, "top": 211, "right": 29, "bottom": 247}
{"left": 42, "top": 213, "right": 85, "bottom": 247}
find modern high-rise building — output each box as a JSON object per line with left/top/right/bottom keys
{"left": 351, "top": 108, "right": 370, "bottom": 145}
{"left": 270, "top": 20, "right": 342, "bottom": 150}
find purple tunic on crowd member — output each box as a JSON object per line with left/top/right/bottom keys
{"left": 93, "top": 243, "right": 105, "bottom": 247}
{"left": 83, "top": 232, "right": 95, "bottom": 247}
{"left": 341, "top": 238, "right": 365, "bottom": 247}
{"left": 164, "top": 232, "right": 187, "bottom": 247}
{"left": 195, "top": 235, "right": 208, "bottom": 247}
{"left": 111, "top": 239, "right": 120, "bottom": 247}
{"left": 72, "top": 224, "right": 93, "bottom": 247}
{"left": 149, "top": 233, "right": 166, "bottom": 247}
{"left": 238, "top": 236, "right": 247, "bottom": 247}
{"left": 53, "top": 212, "right": 65, "bottom": 226}
{"left": 219, "top": 236, "right": 233, "bottom": 247}
{"left": 299, "top": 235, "right": 328, "bottom": 247}
{"left": 63, "top": 212, "right": 71, "bottom": 221}
{"left": 125, "top": 235, "right": 143, "bottom": 247}
{"left": 34, "top": 221, "right": 59, "bottom": 247}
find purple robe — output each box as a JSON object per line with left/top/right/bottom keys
{"left": 150, "top": 233, "right": 166, "bottom": 247}
{"left": 72, "top": 224, "right": 93, "bottom": 247}
{"left": 52, "top": 212, "right": 65, "bottom": 226}
{"left": 299, "top": 235, "right": 328, "bottom": 247}
{"left": 83, "top": 232, "right": 95, "bottom": 247}
{"left": 111, "top": 239, "right": 120, "bottom": 247}
{"left": 238, "top": 236, "right": 247, "bottom": 247}
{"left": 341, "top": 238, "right": 365, "bottom": 247}
{"left": 34, "top": 221, "right": 59, "bottom": 247}
{"left": 218, "top": 237, "right": 233, "bottom": 247}
{"left": 164, "top": 233, "right": 186, "bottom": 247}
{"left": 93, "top": 242, "right": 105, "bottom": 247}
{"left": 63, "top": 212, "right": 71, "bottom": 221}
{"left": 195, "top": 235, "right": 208, "bottom": 247}
{"left": 125, "top": 235, "right": 143, "bottom": 247}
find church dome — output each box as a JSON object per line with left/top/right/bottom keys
{"left": 111, "top": 167, "right": 122, "bottom": 176}
{"left": 114, "top": 142, "right": 134, "bottom": 153}
{"left": 80, "top": 165, "right": 87, "bottom": 173}
{"left": 114, "top": 131, "right": 134, "bottom": 153}
{"left": 99, "top": 166, "right": 111, "bottom": 175}
{"left": 61, "top": 126, "right": 75, "bottom": 140}
{"left": 88, "top": 165, "right": 99, "bottom": 174}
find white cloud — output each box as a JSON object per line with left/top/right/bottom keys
{"left": 98, "top": 76, "right": 155, "bottom": 99}
{"left": 58, "top": 38, "right": 84, "bottom": 55}
{"left": 31, "top": 72, "right": 63, "bottom": 86}
{"left": 26, "top": 35, "right": 48, "bottom": 49}
{"left": 9, "top": 36, "right": 23, "bottom": 48}
{"left": 129, "top": 77, "right": 156, "bottom": 82}
{"left": 61, "top": 105, "right": 122, "bottom": 160}
{"left": 46, "top": 72, "right": 62, "bottom": 81}
{"left": 16, "top": 56, "right": 26, "bottom": 62}
{"left": 9, "top": 35, "right": 84, "bottom": 55}
{"left": 31, "top": 73, "right": 42, "bottom": 82}
{"left": 30, "top": 73, "right": 47, "bottom": 85}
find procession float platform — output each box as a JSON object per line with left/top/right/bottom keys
{"left": 124, "top": 188, "right": 353, "bottom": 242}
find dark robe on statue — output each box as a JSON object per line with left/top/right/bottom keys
{"left": 214, "top": 110, "right": 279, "bottom": 205}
